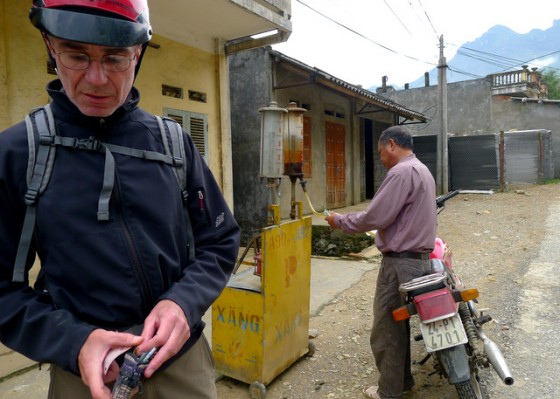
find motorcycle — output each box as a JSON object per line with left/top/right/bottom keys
{"left": 392, "top": 190, "right": 514, "bottom": 399}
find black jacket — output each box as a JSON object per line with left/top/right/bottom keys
{"left": 0, "top": 80, "right": 240, "bottom": 374}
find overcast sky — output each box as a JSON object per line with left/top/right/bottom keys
{"left": 272, "top": 0, "right": 560, "bottom": 89}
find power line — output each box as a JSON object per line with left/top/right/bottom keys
{"left": 295, "top": 0, "right": 435, "bottom": 67}
{"left": 459, "top": 46, "right": 525, "bottom": 65}
{"left": 507, "top": 49, "right": 560, "bottom": 72}
{"left": 456, "top": 50, "right": 518, "bottom": 70}
{"left": 294, "top": 0, "right": 558, "bottom": 84}
{"left": 404, "top": 0, "right": 437, "bottom": 41}
{"left": 447, "top": 66, "right": 485, "bottom": 80}
{"left": 382, "top": 0, "right": 413, "bottom": 37}
{"left": 455, "top": 46, "right": 560, "bottom": 72}
{"left": 415, "top": 0, "right": 439, "bottom": 40}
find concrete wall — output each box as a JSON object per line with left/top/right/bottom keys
{"left": 229, "top": 47, "right": 274, "bottom": 242}
{"left": 381, "top": 77, "right": 560, "bottom": 178}
{"left": 229, "top": 47, "right": 369, "bottom": 243}
{"left": 381, "top": 79, "right": 493, "bottom": 137}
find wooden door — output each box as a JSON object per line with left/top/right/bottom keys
{"left": 325, "top": 121, "right": 346, "bottom": 209}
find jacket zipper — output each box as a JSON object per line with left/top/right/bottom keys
{"left": 98, "top": 118, "right": 153, "bottom": 310}
{"left": 198, "top": 190, "right": 205, "bottom": 211}
{"left": 113, "top": 166, "right": 153, "bottom": 310}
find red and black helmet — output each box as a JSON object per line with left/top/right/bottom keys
{"left": 29, "top": 0, "right": 152, "bottom": 47}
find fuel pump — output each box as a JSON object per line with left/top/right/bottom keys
{"left": 283, "top": 102, "right": 305, "bottom": 178}
{"left": 283, "top": 102, "right": 306, "bottom": 219}
{"left": 212, "top": 101, "right": 315, "bottom": 398}
{"left": 258, "top": 101, "right": 287, "bottom": 226}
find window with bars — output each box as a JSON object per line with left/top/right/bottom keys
{"left": 164, "top": 108, "right": 208, "bottom": 162}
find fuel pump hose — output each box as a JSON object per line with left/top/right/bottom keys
{"left": 299, "top": 179, "right": 328, "bottom": 217}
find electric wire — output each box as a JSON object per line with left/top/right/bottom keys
{"left": 447, "top": 66, "right": 485, "bottom": 80}
{"left": 451, "top": 44, "right": 560, "bottom": 73}
{"left": 405, "top": 0, "right": 434, "bottom": 40}
{"left": 382, "top": 0, "right": 414, "bottom": 37}
{"left": 295, "top": 0, "right": 434, "bottom": 67}
{"left": 415, "top": 0, "right": 439, "bottom": 40}
{"left": 294, "top": 0, "right": 558, "bottom": 84}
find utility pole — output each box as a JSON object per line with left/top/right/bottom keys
{"left": 437, "top": 35, "right": 449, "bottom": 194}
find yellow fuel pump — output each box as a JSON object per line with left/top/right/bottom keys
{"left": 212, "top": 102, "right": 313, "bottom": 399}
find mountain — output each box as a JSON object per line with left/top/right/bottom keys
{"left": 372, "top": 19, "right": 560, "bottom": 90}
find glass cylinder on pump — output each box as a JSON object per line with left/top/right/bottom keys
{"left": 283, "top": 102, "right": 306, "bottom": 177}
{"left": 259, "top": 101, "right": 287, "bottom": 178}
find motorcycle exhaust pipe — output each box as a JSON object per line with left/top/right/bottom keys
{"left": 478, "top": 330, "right": 514, "bottom": 385}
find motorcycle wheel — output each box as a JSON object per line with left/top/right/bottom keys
{"left": 455, "top": 374, "right": 484, "bottom": 399}
{"left": 435, "top": 345, "right": 485, "bottom": 399}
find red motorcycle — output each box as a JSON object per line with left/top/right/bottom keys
{"left": 392, "top": 190, "right": 514, "bottom": 399}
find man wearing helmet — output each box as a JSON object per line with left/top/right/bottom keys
{"left": 0, "top": 1, "right": 240, "bottom": 399}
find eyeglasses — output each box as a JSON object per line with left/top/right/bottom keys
{"left": 53, "top": 51, "right": 137, "bottom": 72}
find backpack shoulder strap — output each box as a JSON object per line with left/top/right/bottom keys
{"left": 25, "top": 104, "right": 57, "bottom": 199}
{"left": 156, "top": 116, "right": 186, "bottom": 193}
{"left": 13, "top": 104, "right": 56, "bottom": 282}
{"left": 155, "top": 116, "right": 195, "bottom": 261}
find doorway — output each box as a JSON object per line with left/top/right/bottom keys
{"left": 325, "top": 121, "right": 346, "bottom": 209}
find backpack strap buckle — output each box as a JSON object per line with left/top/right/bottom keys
{"left": 39, "top": 134, "right": 54, "bottom": 146}
{"left": 24, "top": 187, "right": 40, "bottom": 205}
{"left": 75, "top": 136, "right": 101, "bottom": 151}
{"left": 173, "top": 156, "right": 184, "bottom": 167}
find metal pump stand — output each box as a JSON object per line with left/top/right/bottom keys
{"left": 211, "top": 102, "right": 314, "bottom": 399}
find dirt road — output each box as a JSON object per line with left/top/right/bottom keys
{"left": 2, "top": 184, "right": 557, "bottom": 398}
{"left": 216, "top": 183, "right": 560, "bottom": 399}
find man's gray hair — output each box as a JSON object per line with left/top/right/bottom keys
{"left": 379, "top": 125, "right": 413, "bottom": 150}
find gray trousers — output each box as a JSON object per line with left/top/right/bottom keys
{"left": 370, "top": 256, "right": 432, "bottom": 399}
{"left": 48, "top": 335, "right": 217, "bottom": 399}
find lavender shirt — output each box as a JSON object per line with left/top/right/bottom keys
{"left": 334, "top": 154, "right": 436, "bottom": 253}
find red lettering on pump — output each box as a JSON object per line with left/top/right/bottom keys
{"left": 285, "top": 255, "right": 298, "bottom": 287}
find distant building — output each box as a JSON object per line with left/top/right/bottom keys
{"left": 379, "top": 66, "right": 558, "bottom": 188}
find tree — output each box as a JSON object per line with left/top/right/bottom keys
{"left": 541, "top": 69, "right": 560, "bottom": 99}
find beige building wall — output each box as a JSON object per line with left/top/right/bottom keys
{"left": 137, "top": 35, "right": 226, "bottom": 186}
{"left": 0, "top": 1, "right": 231, "bottom": 379}
{"left": 0, "top": 2, "right": 227, "bottom": 188}
{"left": 0, "top": 1, "right": 52, "bottom": 127}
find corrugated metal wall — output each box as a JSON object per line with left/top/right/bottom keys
{"left": 414, "top": 135, "right": 437, "bottom": 179}
{"left": 413, "top": 131, "right": 553, "bottom": 191}
{"left": 504, "top": 130, "right": 553, "bottom": 184}
{"left": 448, "top": 135, "right": 499, "bottom": 190}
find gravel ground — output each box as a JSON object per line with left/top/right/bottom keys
{"left": 216, "top": 183, "right": 560, "bottom": 399}
{"left": 2, "top": 184, "right": 557, "bottom": 399}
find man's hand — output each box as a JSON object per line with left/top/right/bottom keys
{"left": 325, "top": 212, "right": 341, "bottom": 229}
{"left": 78, "top": 329, "right": 143, "bottom": 399}
{"left": 136, "top": 299, "right": 190, "bottom": 378}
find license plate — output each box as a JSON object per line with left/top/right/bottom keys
{"left": 419, "top": 314, "right": 468, "bottom": 352}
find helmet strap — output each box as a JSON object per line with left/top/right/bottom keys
{"left": 134, "top": 42, "right": 149, "bottom": 80}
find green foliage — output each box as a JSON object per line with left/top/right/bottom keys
{"left": 312, "top": 225, "right": 375, "bottom": 257}
{"left": 541, "top": 69, "right": 560, "bottom": 99}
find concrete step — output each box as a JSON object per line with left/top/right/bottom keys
{"left": 0, "top": 346, "right": 37, "bottom": 381}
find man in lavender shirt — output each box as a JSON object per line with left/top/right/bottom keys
{"left": 326, "top": 125, "right": 436, "bottom": 399}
